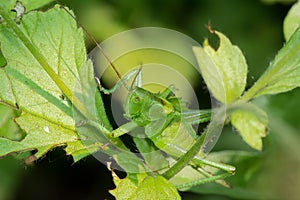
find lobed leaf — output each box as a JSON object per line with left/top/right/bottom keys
{"left": 0, "top": 5, "right": 86, "bottom": 128}
{"left": 193, "top": 31, "right": 247, "bottom": 104}
{"left": 0, "top": 5, "right": 88, "bottom": 159}
{"left": 0, "top": 3, "right": 128, "bottom": 162}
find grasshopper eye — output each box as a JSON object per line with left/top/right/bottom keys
{"left": 135, "top": 96, "right": 140, "bottom": 103}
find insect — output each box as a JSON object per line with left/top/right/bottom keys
{"left": 97, "top": 65, "right": 235, "bottom": 187}
{"left": 58, "top": 2, "right": 235, "bottom": 188}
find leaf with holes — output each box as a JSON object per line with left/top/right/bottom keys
{"left": 193, "top": 31, "right": 247, "bottom": 104}
{"left": 0, "top": 5, "right": 87, "bottom": 159}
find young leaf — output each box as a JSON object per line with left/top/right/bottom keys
{"left": 283, "top": 0, "right": 300, "bottom": 41}
{"left": 110, "top": 173, "right": 181, "bottom": 200}
{"left": 229, "top": 103, "right": 268, "bottom": 150}
{"left": 241, "top": 28, "right": 300, "bottom": 100}
{"left": 193, "top": 31, "right": 247, "bottom": 104}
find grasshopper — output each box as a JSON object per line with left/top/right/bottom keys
{"left": 58, "top": 2, "right": 235, "bottom": 189}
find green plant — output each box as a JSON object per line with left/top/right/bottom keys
{"left": 0, "top": 0, "right": 299, "bottom": 199}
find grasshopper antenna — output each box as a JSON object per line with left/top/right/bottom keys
{"left": 130, "top": 63, "right": 143, "bottom": 89}
{"left": 55, "top": 0, "right": 123, "bottom": 81}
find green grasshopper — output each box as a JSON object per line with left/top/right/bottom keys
{"left": 97, "top": 65, "right": 235, "bottom": 188}
{"left": 59, "top": 3, "right": 235, "bottom": 188}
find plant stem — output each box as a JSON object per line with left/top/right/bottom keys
{"left": 239, "top": 78, "right": 267, "bottom": 102}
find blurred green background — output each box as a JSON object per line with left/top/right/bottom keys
{"left": 1, "top": 0, "right": 300, "bottom": 199}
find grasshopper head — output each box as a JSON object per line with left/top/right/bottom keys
{"left": 124, "top": 88, "right": 154, "bottom": 126}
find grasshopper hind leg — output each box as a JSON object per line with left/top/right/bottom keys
{"left": 175, "top": 168, "right": 233, "bottom": 190}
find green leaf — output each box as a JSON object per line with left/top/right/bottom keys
{"left": 0, "top": 6, "right": 87, "bottom": 158}
{"left": 0, "top": 5, "right": 86, "bottom": 127}
{"left": 241, "top": 28, "right": 300, "bottom": 100}
{"left": 193, "top": 31, "right": 247, "bottom": 104}
{"left": 283, "top": 0, "right": 300, "bottom": 41}
{"left": 110, "top": 173, "right": 181, "bottom": 200}
{"left": 230, "top": 103, "right": 268, "bottom": 150}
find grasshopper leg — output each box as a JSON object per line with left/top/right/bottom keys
{"left": 110, "top": 121, "right": 139, "bottom": 137}
{"left": 96, "top": 68, "right": 140, "bottom": 94}
{"left": 175, "top": 169, "right": 233, "bottom": 190}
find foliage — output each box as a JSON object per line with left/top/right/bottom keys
{"left": 0, "top": 0, "right": 300, "bottom": 199}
